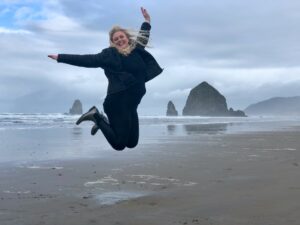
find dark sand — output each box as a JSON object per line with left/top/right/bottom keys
{"left": 1, "top": 125, "right": 300, "bottom": 225}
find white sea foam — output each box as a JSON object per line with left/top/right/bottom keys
{"left": 129, "top": 174, "right": 197, "bottom": 187}
{"left": 22, "top": 165, "right": 64, "bottom": 170}
{"left": 84, "top": 176, "right": 119, "bottom": 187}
{"left": 150, "top": 183, "right": 163, "bottom": 186}
{"left": 0, "top": 113, "right": 78, "bottom": 130}
{"left": 3, "top": 190, "right": 31, "bottom": 194}
{"left": 1, "top": 113, "right": 300, "bottom": 130}
{"left": 262, "top": 148, "right": 297, "bottom": 151}
{"left": 130, "top": 174, "right": 180, "bottom": 182}
{"left": 183, "top": 182, "right": 198, "bottom": 187}
{"left": 95, "top": 191, "right": 146, "bottom": 205}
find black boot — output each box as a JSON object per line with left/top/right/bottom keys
{"left": 76, "top": 106, "right": 99, "bottom": 125}
{"left": 90, "top": 112, "right": 109, "bottom": 135}
{"left": 91, "top": 124, "right": 99, "bottom": 135}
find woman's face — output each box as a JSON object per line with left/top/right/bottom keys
{"left": 112, "top": 31, "right": 129, "bottom": 49}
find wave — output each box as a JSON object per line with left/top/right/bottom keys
{"left": 0, "top": 113, "right": 78, "bottom": 130}
{"left": 1, "top": 113, "right": 300, "bottom": 130}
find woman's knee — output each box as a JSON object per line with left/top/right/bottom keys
{"left": 113, "top": 138, "right": 137, "bottom": 150}
{"left": 112, "top": 138, "right": 128, "bottom": 151}
{"left": 126, "top": 139, "right": 138, "bottom": 148}
{"left": 126, "top": 143, "right": 138, "bottom": 149}
{"left": 112, "top": 144, "right": 126, "bottom": 151}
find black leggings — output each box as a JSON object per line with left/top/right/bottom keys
{"left": 95, "top": 83, "right": 146, "bottom": 151}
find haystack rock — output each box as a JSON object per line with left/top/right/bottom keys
{"left": 166, "top": 101, "right": 178, "bottom": 116}
{"left": 182, "top": 82, "right": 246, "bottom": 117}
{"left": 69, "top": 99, "right": 83, "bottom": 115}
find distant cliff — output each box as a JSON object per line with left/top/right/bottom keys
{"left": 166, "top": 101, "right": 178, "bottom": 116}
{"left": 69, "top": 99, "right": 83, "bottom": 115}
{"left": 183, "top": 82, "right": 246, "bottom": 117}
{"left": 245, "top": 96, "right": 300, "bottom": 116}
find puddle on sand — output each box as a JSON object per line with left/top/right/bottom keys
{"left": 95, "top": 191, "right": 147, "bottom": 205}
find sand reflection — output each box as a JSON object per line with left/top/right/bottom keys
{"left": 167, "top": 123, "right": 229, "bottom": 135}
{"left": 167, "top": 125, "right": 177, "bottom": 135}
{"left": 71, "top": 127, "right": 83, "bottom": 138}
{"left": 184, "top": 123, "right": 228, "bottom": 135}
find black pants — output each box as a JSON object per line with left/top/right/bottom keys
{"left": 96, "top": 83, "right": 146, "bottom": 151}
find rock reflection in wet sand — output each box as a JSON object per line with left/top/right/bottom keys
{"left": 184, "top": 123, "right": 228, "bottom": 135}
{"left": 72, "top": 127, "right": 83, "bottom": 138}
{"left": 167, "top": 125, "right": 177, "bottom": 135}
{"left": 167, "top": 123, "right": 229, "bottom": 135}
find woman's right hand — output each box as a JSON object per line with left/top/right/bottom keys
{"left": 141, "top": 7, "right": 150, "bottom": 23}
{"left": 48, "top": 55, "right": 58, "bottom": 60}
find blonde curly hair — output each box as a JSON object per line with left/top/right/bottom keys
{"left": 109, "top": 26, "right": 150, "bottom": 55}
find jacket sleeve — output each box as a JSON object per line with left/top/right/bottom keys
{"left": 136, "top": 22, "right": 151, "bottom": 49}
{"left": 57, "top": 51, "right": 106, "bottom": 68}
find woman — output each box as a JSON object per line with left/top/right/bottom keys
{"left": 48, "top": 7, "right": 163, "bottom": 151}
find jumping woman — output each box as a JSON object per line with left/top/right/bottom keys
{"left": 48, "top": 7, "right": 163, "bottom": 151}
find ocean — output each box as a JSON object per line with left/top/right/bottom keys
{"left": 1, "top": 113, "right": 300, "bottom": 164}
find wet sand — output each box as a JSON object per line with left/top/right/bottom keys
{"left": 1, "top": 125, "right": 300, "bottom": 225}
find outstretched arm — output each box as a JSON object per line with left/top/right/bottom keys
{"left": 48, "top": 52, "right": 106, "bottom": 68}
{"left": 137, "top": 7, "right": 151, "bottom": 48}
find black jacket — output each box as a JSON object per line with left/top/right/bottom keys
{"left": 57, "top": 22, "right": 163, "bottom": 95}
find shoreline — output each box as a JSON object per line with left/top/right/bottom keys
{"left": 1, "top": 123, "right": 300, "bottom": 224}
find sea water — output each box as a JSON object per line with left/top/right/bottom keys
{"left": 1, "top": 113, "right": 300, "bottom": 164}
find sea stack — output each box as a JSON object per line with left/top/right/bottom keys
{"left": 182, "top": 81, "right": 246, "bottom": 117}
{"left": 69, "top": 99, "right": 83, "bottom": 115}
{"left": 166, "top": 101, "right": 178, "bottom": 116}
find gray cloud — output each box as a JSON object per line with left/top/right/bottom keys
{"left": 1, "top": 0, "right": 300, "bottom": 114}
{"left": 54, "top": 0, "right": 300, "bottom": 68}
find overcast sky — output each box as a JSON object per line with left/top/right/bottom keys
{"left": 1, "top": 0, "right": 300, "bottom": 115}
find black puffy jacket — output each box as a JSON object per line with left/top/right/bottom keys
{"left": 57, "top": 22, "right": 163, "bottom": 95}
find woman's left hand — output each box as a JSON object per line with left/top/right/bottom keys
{"left": 48, "top": 55, "right": 58, "bottom": 60}
{"left": 141, "top": 7, "right": 150, "bottom": 23}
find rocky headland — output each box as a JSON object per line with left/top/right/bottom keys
{"left": 166, "top": 101, "right": 178, "bottom": 116}
{"left": 245, "top": 96, "right": 300, "bottom": 116}
{"left": 69, "top": 99, "right": 83, "bottom": 115}
{"left": 182, "top": 82, "right": 246, "bottom": 117}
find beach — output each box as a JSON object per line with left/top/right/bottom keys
{"left": 1, "top": 115, "right": 300, "bottom": 225}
